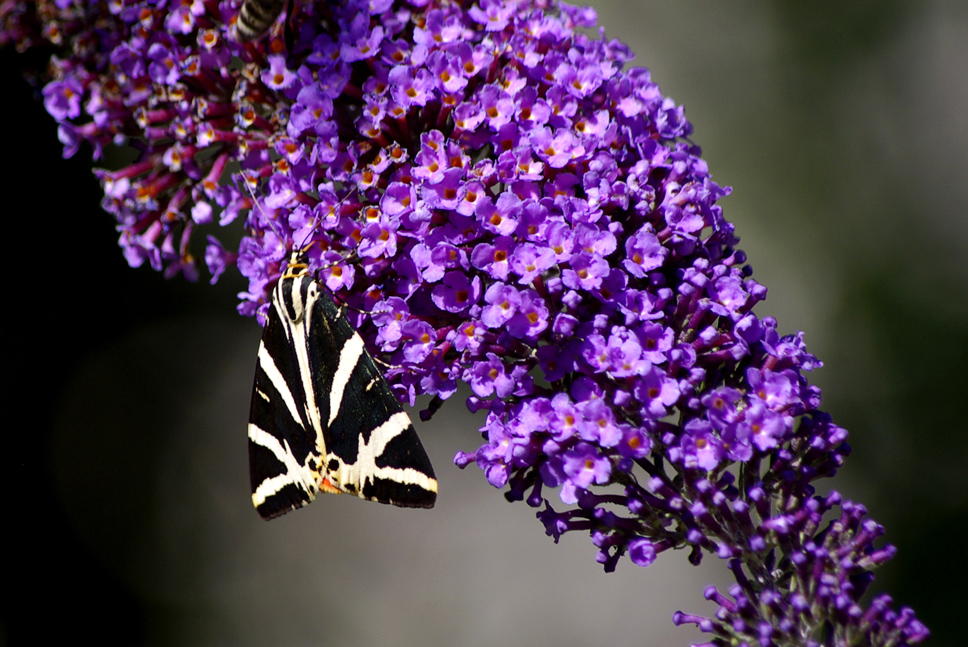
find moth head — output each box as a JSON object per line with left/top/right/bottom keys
{"left": 282, "top": 250, "right": 310, "bottom": 280}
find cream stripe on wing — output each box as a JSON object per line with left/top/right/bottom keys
{"left": 248, "top": 423, "right": 318, "bottom": 505}
{"left": 257, "top": 340, "right": 303, "bottom": 429}
{"left": 328, "top": 333, "right": 365, "bottom": 427}
{"left": 358, "top": 412, "right": 438, "bottom": 492}
{"left": 285, "top": 279, "right": 325, "bottom": 447}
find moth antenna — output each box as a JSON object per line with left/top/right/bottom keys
{"left": 303, "top": 185, "right": 367, "bottom": 280}
{"left": 238, "top": 171, "right": 321, "bottom": 280}
{"left": 239, "top": 171, "right": 282, "bottom": 238}
{"left": 241, "top": 176, "right": 382, "bottom": 298}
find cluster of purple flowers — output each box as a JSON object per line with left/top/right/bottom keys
{"left": 3, "top": 0, "right": 928, "bottom": 644}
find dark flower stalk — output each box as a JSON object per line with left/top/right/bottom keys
{"left": 3, "top": 0, "right": 929, "bottom": 644}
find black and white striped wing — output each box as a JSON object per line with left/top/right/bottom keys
{"left": 248, "top": 273, "right": 437, "bottom": 520}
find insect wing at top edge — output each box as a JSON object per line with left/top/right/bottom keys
{"left": 232, "top": 0, "right": 287, "bottom": 42}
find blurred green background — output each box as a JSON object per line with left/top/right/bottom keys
{"left": 5, "top": 1, "right": 965, "bottom": 645}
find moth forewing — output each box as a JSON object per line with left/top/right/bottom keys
{"left": 247, "top": 255, "right": 437, "bottom": 519}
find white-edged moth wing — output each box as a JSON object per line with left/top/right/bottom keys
{"left": 248, "top": 259, "right": 437, "bottom": 519}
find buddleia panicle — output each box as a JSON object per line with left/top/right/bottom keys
{"left": 5, "top": 1, "right": 929, "bottom": 645}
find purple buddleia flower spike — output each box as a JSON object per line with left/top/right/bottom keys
{"left": 3, "top": 0, "right": 928, "bottom": 645}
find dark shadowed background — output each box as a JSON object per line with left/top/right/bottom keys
{"left": 5, "top": 2, "right": 965, "bottom": 646}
